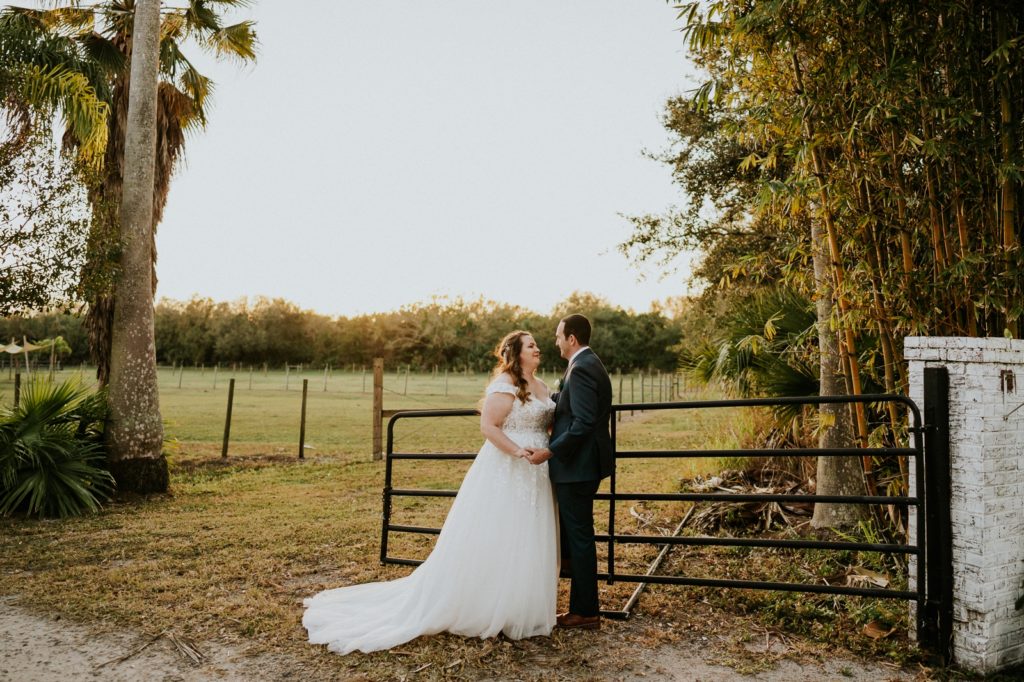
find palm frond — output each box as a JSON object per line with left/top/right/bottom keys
{"left": 176, "top": 60, "right": 212, "bottom": 124}
{"left": 680, "top": 286, "right": 818, "bottom": 401}
{"left": 80, "top": 31, "right": 125, "bottom": 80}
{"left": 37, "top": 7, "right": 94, "bottom": 34}
{"left": 204, "top": 20, "right": 257, "bottom": 62}
{"left": 98, "top": 0, "right": 134, "bottom": 41}
{"left": 184, "top": 2, "right": 220, "bottom": 33}
{"left": 15, "top": 62, "right": 109, "bottom": 165}
{"left": 160, "top": 10, "right": 187, "bottom": 42}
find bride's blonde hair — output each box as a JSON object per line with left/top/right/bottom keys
{"left": 489, "top": 330, "right": 532, "bottom": 404}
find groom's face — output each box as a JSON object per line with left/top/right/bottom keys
{"left": 555, "top": 322, "right": 571, "bottom": 360}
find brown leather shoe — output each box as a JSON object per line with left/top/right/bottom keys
{"left": 556, "top": 612, "right": 600, "bottom": 630}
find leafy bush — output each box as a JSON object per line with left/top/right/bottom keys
{"left": 0, "top": 379, "right": 113, "bottom": 518}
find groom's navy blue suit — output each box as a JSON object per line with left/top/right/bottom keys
{"left": 548, "top": 347, "right": 613, "bottom": 617}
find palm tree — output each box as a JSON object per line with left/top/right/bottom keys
{"left": 4, "top": 1, "right": 255, "bottom": 492}
{"left": 3, "top": 1, "right": 257, "bottom": 384}
{"left": 0, "top": 8, "right": 109, "bottom": 166}
{"left": 105, "top": 0, "right": 164, "bottom": 491}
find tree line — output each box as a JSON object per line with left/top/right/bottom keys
{"left": 1, "top": 292, "right": 684, "bottom": 373}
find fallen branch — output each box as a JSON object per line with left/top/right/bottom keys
{"left": 95, "top": 632, "right": 164, "bottom": 668}
{"left": 94, "top": 630, "right": 204, "bottom": 669}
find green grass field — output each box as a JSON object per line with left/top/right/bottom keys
{"left": 0, "top": 365, "right": 709, "bottom": 455}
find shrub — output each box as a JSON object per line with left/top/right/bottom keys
{"left": 0, "top": 379, "right": 113, "bottom": 518}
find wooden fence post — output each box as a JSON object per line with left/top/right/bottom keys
{"left": 444, "top": 367, "right": 449, "bottom": 396}
{"left": 640, "top": 371, "right": 645, "bottom": 412}
{"left": 299, "top": 379, "right": 308, "bottom": 459}
{"left": 372, "top": 358, "right": 384, "bottom": 460}
{"left": 403, "top": 365, "right": 410, "bottom": 395}
{"left": 213, "top": 364, "right": 219, "bottom": 390}
{"left": 13, "top": 373, "right": 21, "bottom": 408}
{"left": 222, "top": 378, "right": 235, "bottom": 458}
{"left": 285, "top": 363, "right": 290, "bottom": 391}
{"left": 323, "top": 364, "right": 329, "bottom": 392}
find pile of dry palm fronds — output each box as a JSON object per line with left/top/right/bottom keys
{"left": 683, "top": 468, "right": 813, "bottom": 534}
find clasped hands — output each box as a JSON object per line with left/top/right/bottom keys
{"left": 516, "top": 447, "right": 552, "bottom": 465}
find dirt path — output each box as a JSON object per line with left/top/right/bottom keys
{"left": 0, "top": 595, "right": 920, "bottom": 682}
{"left": 0, "top": 596, "right": 295, "bottom": 682}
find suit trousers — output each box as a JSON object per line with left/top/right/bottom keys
{"left": 555, "top": 479, "right": 601, "bottom": 617}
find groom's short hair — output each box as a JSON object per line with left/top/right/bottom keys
{"left": 561, "top": 314, "right": 591, "bottom": 345}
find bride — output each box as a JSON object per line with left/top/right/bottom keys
{"left": 303, "top": 330, "right": 558, "bottom": 654}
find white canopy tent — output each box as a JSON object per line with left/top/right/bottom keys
{"left": 4, "top": 337, "right": 47, "bottom": 378}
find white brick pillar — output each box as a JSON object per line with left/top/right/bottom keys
{"left": 906, "top": 336, "right": 1024, "bottom": 673}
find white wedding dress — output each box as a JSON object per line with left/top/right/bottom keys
{"left": 303, "top": 382, "right": 558, "bottom": 654}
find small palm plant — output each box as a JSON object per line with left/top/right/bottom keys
{"left": 681, "top": 287, "right": 820, "bottom": 404}
{"left": 0, "top": 379, "right": 113, "bottom": 518}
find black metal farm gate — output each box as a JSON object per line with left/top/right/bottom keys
{"left": 378, "top": 373, "right": 954, "bottom": 661}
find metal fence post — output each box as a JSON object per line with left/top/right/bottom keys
{"left": 922, "top": 366, "right": 953, "bottom": 663}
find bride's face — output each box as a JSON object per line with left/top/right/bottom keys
{"left": 518, "top": 335, "right": 541, "bottom": 371}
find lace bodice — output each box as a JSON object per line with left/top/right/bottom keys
{"left": 485, "top": 382, "right": 555, "bottom": 435}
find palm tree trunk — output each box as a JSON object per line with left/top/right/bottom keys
{"left": 105, "top": 0, "right": 167, "bottom": 493}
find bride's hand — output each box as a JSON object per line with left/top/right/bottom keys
{"left": 515, "top": 447, "right": 532, "bottom": 459}
{"left": 524, "top": 448, "right": 552, "bottom": 464}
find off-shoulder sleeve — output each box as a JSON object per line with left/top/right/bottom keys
{"left": 485, "top": 382, "right": 517, "bottom": 396}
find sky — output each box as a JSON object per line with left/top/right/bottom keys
{"left": 155, "top": 1, "right": 700, "bottom": 317}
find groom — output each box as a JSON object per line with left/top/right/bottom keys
{"left": 526, "top": 313, "right": 613, "bottom": 630}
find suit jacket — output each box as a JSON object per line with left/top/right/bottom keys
{"left": 548, "top": 347, "right": 614, "bottom": 483}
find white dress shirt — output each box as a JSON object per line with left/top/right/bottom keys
{"left": 564, "top": 346, "right": 590, "bottom": 380}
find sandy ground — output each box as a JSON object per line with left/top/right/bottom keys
{"left": 0, "top": 595, "right": 918, "bottom": 681}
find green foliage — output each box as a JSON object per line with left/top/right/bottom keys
{"left": 0, "top": 8, "right": 109, "bottom": 166}
{"left": 628, "top": 0, "right": 1024, "bottom": 400}
{"left": 681, "top": 286, "right": 819, "bottom": 413}
{"left": 0, "top": 379, "right": 113, "bottom": 518}
{"left": 0, "top": 129, "right": 93, "bottom": 316}
{"left": 36, "top": 336, "right": 73, "bottom": 358}
{"left": 1, "top": 2, "right": 258, "bottom": 335}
